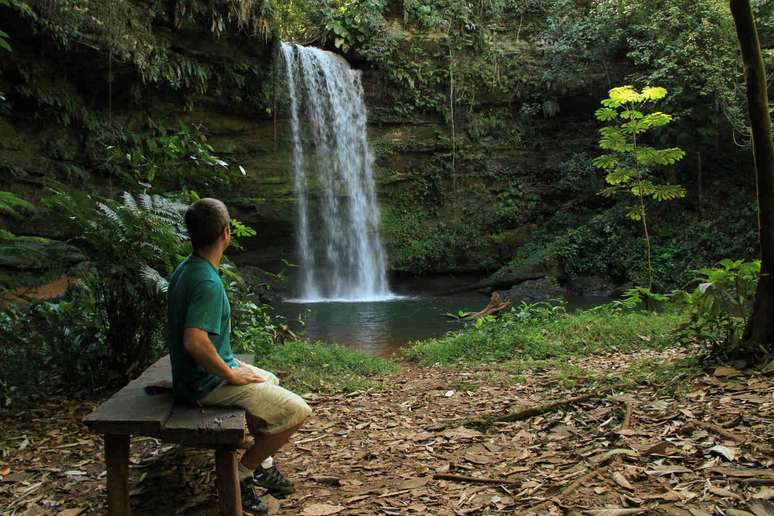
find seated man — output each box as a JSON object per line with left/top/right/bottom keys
{"left": 167, "top": 198, "right": 312, "bottom": 515}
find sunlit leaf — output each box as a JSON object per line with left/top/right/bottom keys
{"left": 592, "top": 154, "right": 619, "bottom": 170}
{"left": 609, "top": 86, "right": 641, "bottom": 104}
{"left": 641, "top": 86, "right": 668, "bottom": 100}
{"left": 595, "top": 107, "right": 618, "bottom": 121}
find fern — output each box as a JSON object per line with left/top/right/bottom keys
{"left": 0, "top": 191, "right": 34, "bottom": 218}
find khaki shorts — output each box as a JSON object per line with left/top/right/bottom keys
{"left": 200, "top": 364, "right": 312, "bottom": 434}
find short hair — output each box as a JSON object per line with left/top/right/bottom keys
{"left": 185, "top": 198, "right": 230, "bottom": 250}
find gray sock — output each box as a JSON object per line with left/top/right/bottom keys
{"left": 238, "top": 462, "right": 254, "bottom": 482}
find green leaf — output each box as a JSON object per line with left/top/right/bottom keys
{"left": 601, "top": 98, "right": 621, "bottom": 109}
{"left": 609, "top": 86, "right": 641, "bottom": 105}
{"left": 0, "top": 191, "right": 34, "bottom": 217}
{"left": 650, "top": 184, "right": 686, "bottom": 201}
{"left": 641, "top": 86, "right": 668, "bottom": 101}
{"left": 619, "top": 109, "right": 643, "bottom": 120}
{"left": 592, "top": 154, "right": 619, "bottom": 170}
{"left": 641, "top": 112, "right": 672, "bottom": 128}
{"left": 595, "top": 107, "right": 618, "bottom": 121}
{"left": 630, "top": 180, "right": 656, "bottom": 197}
{"left": 626, "top": 206, "right": 643, "bottom": 220}
{"left": 598, "top": 186, "right": 619, "bottom": 198}
{"left": 0, "top": 31, "right": 10, "bottom": 52}
{"left": 598, "top": 126, "right": 629, "bottom": 151}
{"left": 605, "top": 167, "right": 635, "bottom": 185}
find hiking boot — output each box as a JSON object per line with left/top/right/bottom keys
{"left": 253, "top": 464, "right": 295, "bottom": 496}
{"left": 241, "top": 480, "right": 268, "bottom": 515}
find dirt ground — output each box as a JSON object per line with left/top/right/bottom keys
{"left": 1, "top": 348, "right": 773, "bottom": 515}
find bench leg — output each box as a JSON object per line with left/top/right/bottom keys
{"left": 105, "top": 434, "right": 131, "bottom": 516}
{"left": 215, "top": 448, "right": 242, "bottom": 516}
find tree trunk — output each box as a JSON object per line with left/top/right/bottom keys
{"left": 730, "top": 0, "right": 774, "bottom": 355}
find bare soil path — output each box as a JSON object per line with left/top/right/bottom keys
{"left": 2, "top": 349, "right": 773, "bottom": 515}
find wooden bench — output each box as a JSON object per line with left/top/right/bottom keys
{"left": 84, "top": 354, "right": 254, "bottom": 516}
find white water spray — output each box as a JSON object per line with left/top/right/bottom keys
{"left": 281, "top": 42, "right": 393, "bottom": 302}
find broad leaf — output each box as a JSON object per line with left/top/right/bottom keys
{"left": 606, "top": 167, "right": 635, "bottom": 185}
{"left": 626, "top": 206, "right": 643, "bottom": 220}
{"left": 595, "top": 107, "right": 618, "bottom": 121}
{"left": 592, "top": 154, "right": 619, "bottom": 170}
{"left": 650, "top": 184, "right": 686, "bottom": 201}
{"left": 641, "top": 86, "right": 668, "bottom": 100}
{"left": 609, "top": 86, "right": 641, "bottom": 104}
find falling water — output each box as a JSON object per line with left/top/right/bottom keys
{"left": 281, "top": 42, "right": 393, "bottom": 302}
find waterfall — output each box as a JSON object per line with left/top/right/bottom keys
{"left": 281, "top": 42, "right": 393, "bottom": 302}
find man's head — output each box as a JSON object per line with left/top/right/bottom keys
{"left": 185, "top": 198, "right": 231, "bottom": 251}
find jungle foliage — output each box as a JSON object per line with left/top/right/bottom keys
{"left": 1, "top": 0, "right": 773, "bottom": 398}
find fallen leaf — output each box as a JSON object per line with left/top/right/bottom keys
{"left": 642, "top": 490, "right": 683, "bottom": 502}
{"left": 640, "top": 441, "right": 670, "bottom": 456}
{"left": 441, "top": 427, "right": 482, "bottom": 440}
{"left": 754, "top": 487, "right": 774, "bottom": 500}
{"left": 709, "top": 467, "right": 774, "bottom": 478}
{"left": 708, "top": 484, "right": 742, "bottom": 500}
{"left": 725, "top": 510, "right": 756, "bottom": 516}
{"left": 301, "top": 503, "right": 345, "bottom": 515}
{"left": 590, "top": 448, "right": 639, "bottom": 465}
{"left": 646, "top": 465, "right": 691, "bottom": 476}
{"left": 263, "top": 494, "right": 280, "bottom": 516}
{"left": 748, "top": 500, "right": 774, "bottom": 516}
{"left": 714, "top": 366, "right": 740, "bottom": 378}
{"left": 56, "top": 510, "right": 83, "bottom": 516}
{"left": 612, "top": 471, "right": 633, "bottom": 490}
{"left": 0, "top": 467, "right": 9, "bottom": 476}
{"left": 399, "top": 477, "right": 430, "bottom": 489}
{"left": 709, "top": 445, "right": 740, "bottom": 462}
{"left": 464, "top": 450, "right": 493, "bottom": 465}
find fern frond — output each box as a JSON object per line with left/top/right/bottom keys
{"left": 140, "top": 264, "right": 169, "bottom": 295}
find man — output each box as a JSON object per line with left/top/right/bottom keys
{"left": 167, "top": 198, "right": 312, "bottom": 515}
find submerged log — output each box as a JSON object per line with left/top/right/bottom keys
{"left": 460, "top": 292, "right": 512, "bottom": 320}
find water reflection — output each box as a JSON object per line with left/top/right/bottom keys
{"left": 277, "top": 294, "right": 489, "bottom": 356}
{"left": 276, "top": 293, "right": 612, "bottom": 357}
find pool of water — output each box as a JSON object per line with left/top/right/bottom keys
{"left": 275, "top": 292, "right": 610, "bottom": 357}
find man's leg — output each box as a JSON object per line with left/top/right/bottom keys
{"left": 241, "top": 418, "right": 304, "bottom": 470}
{"left": 200, "top": 370, "right": 312, "bottom": 495}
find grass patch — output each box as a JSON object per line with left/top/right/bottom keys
{"left": 405, "top": 305, "right": 684, "bottom": 366}
{"left": 256, "top": 340, "right": 398, "bottom": 394}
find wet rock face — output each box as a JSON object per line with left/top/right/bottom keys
{"left": 567, "top": 275, "right": 618, "bottom": 298}
{"left": 496, "top": 277, "right": 568, "bottom": 303}
{"left": 1, "top": 6, "right": 606, "bottom": 281}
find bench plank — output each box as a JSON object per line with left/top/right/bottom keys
{"left": 84, "top": 356, "right": 175, "bottom": 436}
{"left": 160, "top": 406, "right": 246, "bottom": 448}
{"left": 84, "top": 354, "right": 254, "bottom": 440}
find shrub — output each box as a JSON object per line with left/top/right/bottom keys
{"left": 673, "top": 259, "right": 760, "bottom": 360}
{"left": 42, "top": 190, "right": 190, "bottom": 379}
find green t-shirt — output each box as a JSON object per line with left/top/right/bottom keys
{"left": 167, "top": 254, "right": 236, "bottom": 402}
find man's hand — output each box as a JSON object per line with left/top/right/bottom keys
{"left": 227, "top": 365, "right": 266, "bottom": 386}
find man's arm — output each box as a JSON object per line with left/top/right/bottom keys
{"left": 183, "top": 327, "right": 264, "bottom": 386}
